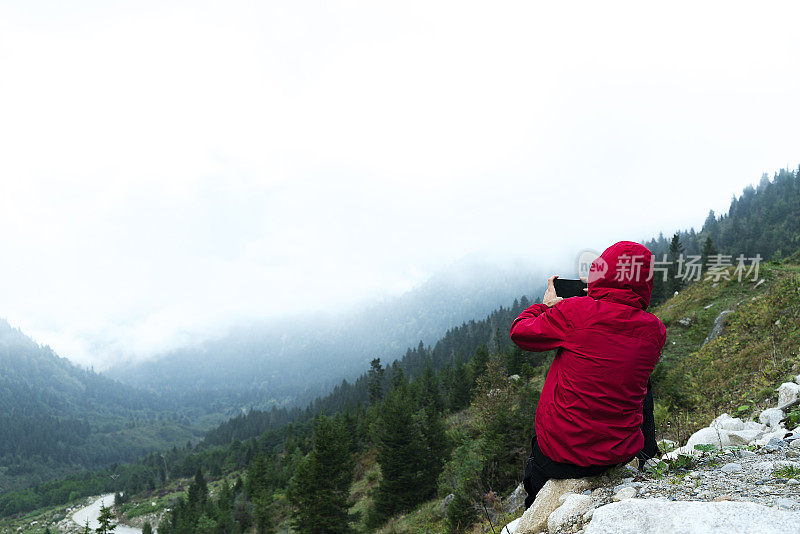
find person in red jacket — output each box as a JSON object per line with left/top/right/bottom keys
{"left": 510, "top": 241, "right": 666, "bottom": 508}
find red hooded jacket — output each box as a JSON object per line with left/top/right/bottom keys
{"left": 510, "top": 241, "right": 666, "bottom": 467}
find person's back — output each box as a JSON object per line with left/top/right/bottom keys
{"left": 510, "top": 241, "right": 666, "bottom": 505}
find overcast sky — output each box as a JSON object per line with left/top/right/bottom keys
{"left": 1, "top": 1, "right": 798, "bottom": 368}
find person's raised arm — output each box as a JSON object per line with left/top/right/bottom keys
{"left": 509, "top": 275, "right": 572, "bottom": 352}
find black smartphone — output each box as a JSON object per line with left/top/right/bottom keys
{"left": 553, "top": 278, "right": 588, "bottom": 298}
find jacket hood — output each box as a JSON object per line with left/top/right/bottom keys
{"left": 588, "top": 241, "right": 654, "bottom": 310}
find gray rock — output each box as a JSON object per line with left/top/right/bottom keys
{"left": 777, "top": 382, "right": 800, "bottom": 408}
{"left": 720, "top": 462, "right": 743, "bottom": 473}
{"left": 727, "top": 429, "right": 764, "bottom": 445}
{"left": 686, "top": 426, "right": 731, "bottom": 449}
{"left": 743, "top": 421, "right": 764, "bottom": 431}
{"left": 584, "top": 499, "right": 800, "bottom": 534}
{"left": 503, "top": 483, "right": 526, "bottom": 515}
{"left": 719, "top": 418, "right": 745, "bottom": 431}
{"left": 792, "top": 439, "right": 800, "bottom": 450}
{"left": 759, "top": 408, "right": 784, "bottom": 429}
{"left": 548, "top": 494, "right": 593, "bottom": 533}
{"left": 763, "top": 438, "right": 788, "bottom": 452}
{"left": 703, "top": 310, "right": 733, "bottom": 345}
{"left": 756, "top": 427, "right": 789, "bottom": 447}
{"left": 439, "top": 493, "right": 454, "bottom": 516}
{"left": 774, "top": 498, "right": 797, "bottom": 510}
{"left": 503, "top": 517, "right": 521, "bottom": 534}
{"left": 515, "top": 478, "right": 593, "bottom": 534}
{"left": 754, "top": 460, "right": 774, "bottom": 471}
{"left": 613, "top": 487, "right": 637, "bottom": 501}
{"left": 787, "top": 478, "right": 800, "bottom": 486}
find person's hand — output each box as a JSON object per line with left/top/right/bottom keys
{"left": 581, "top": 276, "right": 589, "bottom": 294}
{"left": 543, "top": 275, "right": 563, "bottom": 307}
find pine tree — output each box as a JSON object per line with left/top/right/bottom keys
{"left": 95, "top": 502, "right": 116, "bottom": 533}
{"left": 370, "top": 379, "right": 441, "bottom": 524}
{"left": 445, "top": 491, "right": 477, "bottom": 534}
{"left": 252, "top": 491, "right": 275, "bottom": 534}
{"left": 367, "top": 358, "right": 384, "bottom": 405}
{"left": 186, "top": 467, "right": 208, "bottom": 515}
{"left": 701, "top": 236, "right": 718, "bottom": 271}
{"left": 287, "top": 415, "right": 354, "bottom": 533}
{"left": 247, "top": 453, "right": 275, "bottom": 533}
{"left": 668, "top": 233, "right": 685, "bottom": 295}
{"left": 215, "top": 481, "right": 236, "bottom": 533}
{"left": 472, "top": 345, "right": 489, "bottom": 382}
{"left": 447, "top": 357, "right": 471, "bottom": 411}
{"left": 247, "top": 453, "right": 270, "bottom": 497}
{"left": 418, "top": 364, "right": 443, "bottom": 414}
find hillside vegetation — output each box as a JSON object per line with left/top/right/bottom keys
{"left": 2, "top": 169, "right": 799, "bottom": 533}
{"left": 0, "top": 320, "right": 217, "bottom": 494}
{"left": 6, "top": 254, "right": 797, "bottom": 534}
{"left": 651, "top": 258, "right": 800, "bottom": 444}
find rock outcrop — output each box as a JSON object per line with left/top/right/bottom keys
{"left": 503, "top": 374, "right": 800, "bottom": 534}
{"left": 584, "top": 499, "right": 800, "bottom": 534}
{"left": 513, "top": 478, "right": 593, "bottom": 533}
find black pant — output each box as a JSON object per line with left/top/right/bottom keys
{"left": 522, "top": 379, "right": 656, "bottom": 508}
{"left": 637, "top": 378, "right": 658, "bottom": 462}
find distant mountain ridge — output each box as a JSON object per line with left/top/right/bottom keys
{"left": 0, "top": 319, "right": 207, "bottom": 492}
{"left": 107, "top": 259, "right": 549, "bottom": 408}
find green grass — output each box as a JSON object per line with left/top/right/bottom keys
{"left": 0, "top": 494, "right": 90, "bottom": 533}
{"left": 774, "top": 465, "right": 800, "bottom": 479}
{"left": 349, "top": 448, "right": 381, "bottom": 531}
{"left": 651, "top": 263, "right": 800, "bottom": 443}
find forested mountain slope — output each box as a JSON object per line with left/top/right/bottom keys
{"left": 108, "top": 260, "right": 547, "bottom": 410}
{"left": 6, "top": 255, "right": 798, "bottom": 533}
{"left": 2, "top": 168, "right": 799, "bottom": 532}
{"left": 0, "top": 320, "right": 210, "bottom": 493}
{"left": 645, "top": 167, "right": 800, "bottom": 260}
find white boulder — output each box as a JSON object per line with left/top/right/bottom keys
{"left": 726, "top": 429, "right": 764, "bottom": 445}
{"left": 711, "top": 413, "right": 745, "bottom": 431}
{"left": 777, "top": 382, "right": 800, "bottom": 408}
{"left": 754, "top": 461, "right": 774, "bottom": 471}
{"left": 503, "top": 517, "right": 521, "bottom": 534}
{"left": 719, "top": 418, "right": 744, "bottom": 431}
{"left": 584, "top": 499, "right": 800, "bottom": 534}
{"left": 720, "top": 462, "right": 742, "bottom": 473}
{"left": 547, "top": 493, "right": 593, "bottom": 533}
{"left": 759, "top": 407, "right": 784, "bottom": 428}
{"left": 515, "top": 478, "right": 593, "bottom": 534}
{"left": 613, "top": 486, "right": 637, "bottom": 501}
{"left": 754, "top": 428, "right": 789, "bottom": 447}
{"left": 686, "top": 426, "right": 731, "bottom": 449}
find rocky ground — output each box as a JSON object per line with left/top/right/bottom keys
{"left": 502, "top": 378, "right": 800, "bottom": 534}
